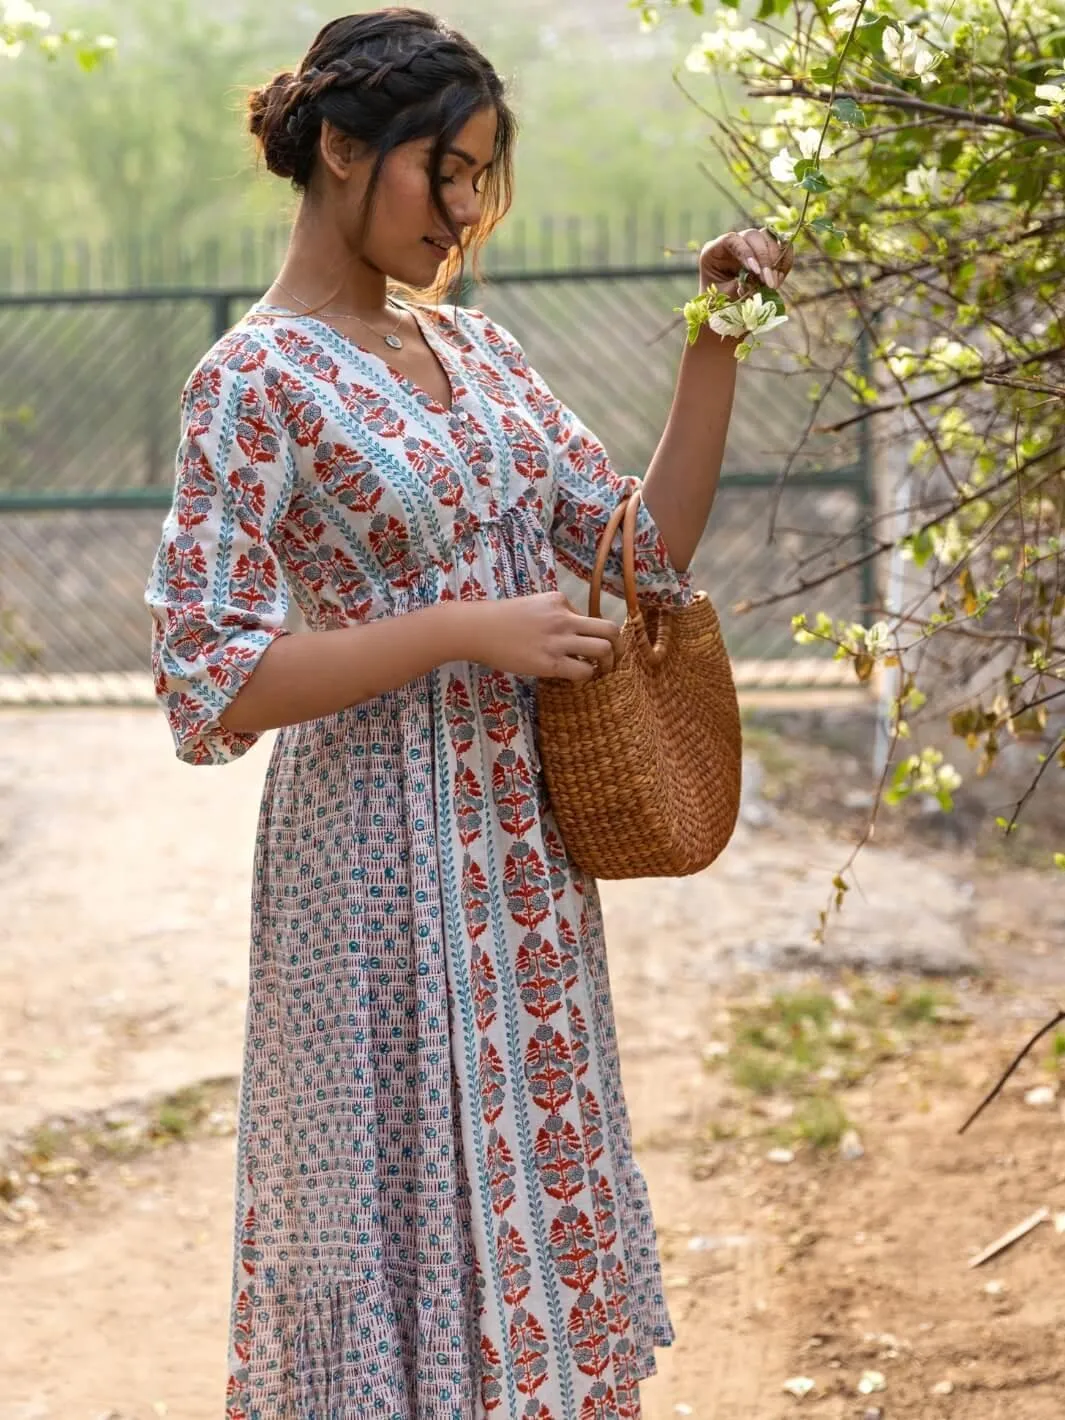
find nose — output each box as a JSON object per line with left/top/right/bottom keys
{"left": 447, "top": 180, "right": 482, "bottom": 232}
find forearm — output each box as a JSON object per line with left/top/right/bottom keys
{"left": 641, "top": 326, "right": 740, "bottom": 573}
{"left": 220, "top": 601, "right": 473, "bottom": 735}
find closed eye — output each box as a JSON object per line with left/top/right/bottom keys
{"left": 441, "top": 174, "right": 486, "bottom": 194}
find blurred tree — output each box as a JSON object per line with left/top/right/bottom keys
{"left": 0, "top": 0, "right": 732, "bottom": 255}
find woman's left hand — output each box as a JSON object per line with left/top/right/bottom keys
{"left": 700, "top": 229, "right": 794, "bottom": 298}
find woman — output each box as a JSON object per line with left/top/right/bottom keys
{"left": 146, "top": 9, "right": 791, "bottom": 1419}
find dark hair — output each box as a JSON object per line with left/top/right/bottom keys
{"left": 248, "top": 9, "right": 516, "bottom": 290}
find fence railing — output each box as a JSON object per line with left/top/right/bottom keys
{"left": 0, "top": 210, "right": 726, "bottom": 296}
{"left": 0, "top": 262, "right": 875, "bottom": 694}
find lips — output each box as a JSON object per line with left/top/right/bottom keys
{"left": 424, "top": 236, "right": 453, "bottom": 257}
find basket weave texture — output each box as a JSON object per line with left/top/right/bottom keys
{"left": 538, "top": 491, "right": 742, "bottom": 880}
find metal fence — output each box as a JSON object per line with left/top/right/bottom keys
{"left": 0, "top": 263, "right": 873, "bottom": 696}
{"left": 0, "top": 211, "right": 725, "bottom": 296}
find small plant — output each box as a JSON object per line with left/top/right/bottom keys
{"left": 1043, "top": 1031, "right": 1065, "bottom": 1074}
{"left": 27, "top": 1124, "right": 65, "bottom": 1164}
{"left": 896, "top": 986, "right": 947, "bottom": 1026}
{"left": 152, "top": 1085, "right": 212, "bottom": 1142}
{"left": 711, "top": 981, "right": 968, "bottom": 1153}
{"left": 794, "top": 1096, "right": 851, "bottom": 1151}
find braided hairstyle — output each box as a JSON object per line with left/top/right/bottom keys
{"left": 248, "top": 9, "right": 516, "bottom": 282}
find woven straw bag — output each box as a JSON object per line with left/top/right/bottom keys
{"left": 538, "top": 490, "right": 742, "bottom": 880}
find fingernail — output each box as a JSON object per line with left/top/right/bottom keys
{"left": 765, "top": 271, "right": 780, "bottom": 289}
{"left": 748, "top": 259, "right": 764, "bottom": 278}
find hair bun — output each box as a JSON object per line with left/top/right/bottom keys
{"left": 248, "top": 70, "right": 302, "bottom": 181}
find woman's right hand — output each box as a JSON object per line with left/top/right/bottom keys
{"left": 462, "top": 592, "right": 621, "bottom": 681}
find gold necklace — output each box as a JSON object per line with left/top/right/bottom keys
{"left": 272, "top": 281, "right": 407, "bottom": 350}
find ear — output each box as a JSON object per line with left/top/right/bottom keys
{"left": 318, "top": 120, "right": 362, "bottom": 182}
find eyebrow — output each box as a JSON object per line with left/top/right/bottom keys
{"left": 447, "top": 147, "right": 486, "bottom": 169}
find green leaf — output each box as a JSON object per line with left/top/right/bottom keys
{"left": 759, "top": 287, "right": 787, "bottom": 314}
{"left": 799, "top": 168, "right": 832, "bottom": 194}
{"left": 810, "top": 60, "right": 843, "bottom": 84}
{"left": 1014, "top": 154, "right": 1052, "bottom": 208}
{"left": 969, "top": 157, "right": 1016, "bottom": 201}
{"left": 855, "top": 14, "right": 897, "bottom": 57}
{"left": 905, "top": 529, "right": 936, "bottom": 568}
{"left": 811, "top": 216, "right": 847, "bottom": 240}
{"left": 830, "top": 98, "right": 867, "bottom": 128}
{"left": 1005, "top": 76, "right": 1037, "bottom": 101}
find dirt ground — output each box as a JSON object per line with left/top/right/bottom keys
{"left": 2, "top": 707, "right": 1064, "bottom": 1420}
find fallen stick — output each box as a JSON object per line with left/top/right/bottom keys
{"left": 968, "top": 1207, "right": 1050, "bottom": 1270}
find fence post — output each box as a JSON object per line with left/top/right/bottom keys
{"left": 211, "top": 293, "right": 233, "bottom": 342}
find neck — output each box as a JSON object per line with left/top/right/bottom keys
{"left": 272, "top": 201, "right": 389, "bottom": 317}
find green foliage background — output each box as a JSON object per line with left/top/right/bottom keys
{"left": 0, "top": 0, "right": 732, "bottom": 253}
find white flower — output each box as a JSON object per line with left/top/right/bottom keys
{"left": 772, "top": 98, "right": 823, "bottom": 129}
{"left": 1034, "top": 82, "right": 1065, "bottom": 118}
{"left": 708, "top": 293, "right": 789, "bottom": 339}
{"left": 887, "top": 346, "right": 918, "bottom": 379}
{"left": 828, "top": 0, "right": 865, "bottom": 30}
{"left": 796, "top": 126, "right": 832, "bottom": 161}
{"left": 882, "top": 26, "right": 915, "bottom": 68}
{"left": 1, "top": 1, "right": 51, "bottom": 28}
{"left": 684, "top": 12, "right": 766, "bottom": 72}
{"left": 769, "top": 147, "right": 798, "bottom": 184}
{"left": 904, "top": 164, "right": 940, "bottom": 199}
{"left": 883, "top": 25, "right": 944, "bottom": 85}
{"left": 937, "top": 764, "right": 962, "bottom": 794}
{"left": 0, "top": 36, "right": 24, "bottom": 56}
{"left": 769, "top": 130, "right": 829, "bottom": 186}
{"left": 914, "top": 43, "right": 944, "bottom": 85}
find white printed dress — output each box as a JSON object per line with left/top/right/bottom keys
{"left": 146, "top": 300, "right": 690, "bottom": 1420}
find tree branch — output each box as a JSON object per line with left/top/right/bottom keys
{"left": 985, "top": 375, "right": 1065, "bottom": 399}
{"left": 748, "top": 82, "right": 1059, "bottom": 141}
{"left": 816, "top": 346, "right": 1065, "bottom": 434}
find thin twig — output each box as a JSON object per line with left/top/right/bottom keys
{"left": 960, "top": 1010, "right": 1065, "bottom": 1135}
{"left": 1004, "top": 730, "right": 1065, "bottom": 833}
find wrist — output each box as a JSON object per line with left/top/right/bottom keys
{"left": 688, "top": 324, "right": 743, "bottom": 360}
{"left": 431, "top": 598, "right": 489, "bottom": 665}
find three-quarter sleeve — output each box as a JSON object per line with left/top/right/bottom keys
{"left": 465, "top": 310, "right": 692, "bottom": 608}
{"left": 146, "top": 359, "right": 293, "bottom": 766}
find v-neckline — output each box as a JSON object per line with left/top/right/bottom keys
{"left": 253, "top": 299, "right": 458, "bottom": 416}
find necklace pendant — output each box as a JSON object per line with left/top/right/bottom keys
{"left": 384, "top": 333, "right": 403, "bottom": 350}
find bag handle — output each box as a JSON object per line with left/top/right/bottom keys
{"left": 588, "top": 488, "right": 670, "bottom": 667}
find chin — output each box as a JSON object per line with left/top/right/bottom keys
{"left": 384, "top": 250, "right": 446, "bottom": 292}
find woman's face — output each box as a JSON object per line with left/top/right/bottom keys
{"left": 323, "top": 105, "right": 500, "bottom": 286}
